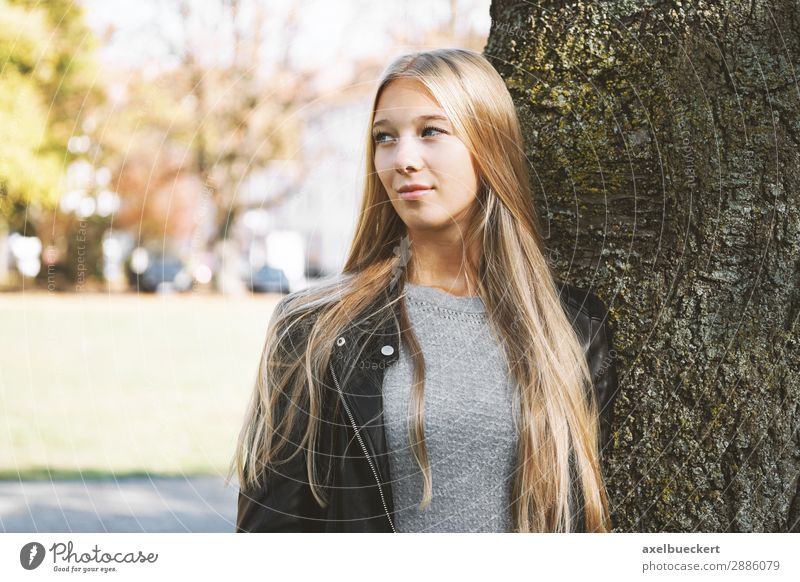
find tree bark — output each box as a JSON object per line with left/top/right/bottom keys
{"left": 485, "top": 0, "right": 800, "bottom": 532}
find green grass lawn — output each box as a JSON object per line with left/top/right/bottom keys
{"left": 0, "top": 291, "right": 283, "bottom": 479}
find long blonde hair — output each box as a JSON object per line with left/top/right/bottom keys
{"left": 232, "top": 48, "right": 611, "bottom": 532}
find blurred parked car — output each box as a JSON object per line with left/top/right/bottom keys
{"left": 246, "top": 264, "right": 290, "bottom": 294}
{"left": 131, "top": 256, "right": 193, "bottom": 293}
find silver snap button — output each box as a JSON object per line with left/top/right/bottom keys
{"left": 381, "top": 345, "right": 394, "bottom": 356}
{"left": 336, "top": 336, "right": 346, "bottom": 347}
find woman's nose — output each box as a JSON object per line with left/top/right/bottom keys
{"left": 394, "top": 136, "right": 423, "bottom": 172}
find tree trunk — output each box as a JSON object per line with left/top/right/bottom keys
{"left": 485, "top": 0, "right": 800, "bottom": 532}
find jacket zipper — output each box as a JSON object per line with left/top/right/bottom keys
{"left": 329, "top": 362, "right": 397, "bottom": 533}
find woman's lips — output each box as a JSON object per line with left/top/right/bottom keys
{"left": 399, "top": 188, "right": 433, "bottom": 200}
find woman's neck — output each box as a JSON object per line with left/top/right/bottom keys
{"left": 403, "top": 228, "right": 482, "bottom": 297}
{"left": 406, "top": 278, "right": 478, "bottom": 297}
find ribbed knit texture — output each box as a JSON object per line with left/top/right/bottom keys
{"left": 382, "top": 282, "right": 518, "bottom": 532}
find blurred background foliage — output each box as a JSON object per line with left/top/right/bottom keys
{"left": 0, "top": 0, "right": 100, "bottom": 229}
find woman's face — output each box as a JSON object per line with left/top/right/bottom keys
{"left": 372, "top": 78, "right": 480, "bottom": 234}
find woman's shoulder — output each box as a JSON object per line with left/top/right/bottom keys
{"left": 268, "top": 275, "right": 355, "bottom": 340}
{"left": 270, "top": 289, "right": 324, "bottom": 333}
{"left": 272, "top": 275, "right": 349, "bottom": 317}
{"left": 555, "top": 280, "right": 620, "bottom": 442}
{"left": 553, "top": 280, "right": 616, "bottom": 360}
{"left": 554, "top": 280, "right": 612, "bottom": 323}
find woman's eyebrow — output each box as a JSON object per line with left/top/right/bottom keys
{"left": 372, "top": 113, "right": 450, "bottom": 128}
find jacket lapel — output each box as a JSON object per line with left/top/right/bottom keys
{"left": 330, "top": 291, "right": 401, "bottom": 487}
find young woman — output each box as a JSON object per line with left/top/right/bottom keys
{"left": 232, "top": 48, "right": 620, "bottom": 533}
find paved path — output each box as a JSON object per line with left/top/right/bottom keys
{"left": 0, "top": 476, "right": 238, "bottom": 533}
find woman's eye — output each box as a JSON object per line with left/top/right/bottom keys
{"left": 421, "top": 125, "right": 446, "bottom": 137}
{"left": 372, "top": 126, "right": 447, "bottom": 145}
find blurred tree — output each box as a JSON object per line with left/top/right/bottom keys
{"left": 171, "top": 0, "right": 308, "bottom": 244}
{"left": 90, "top": 0, "right": 310, "bottom": 293}
{"left": 0, "top": 0, "right": 104, "bottom": 287}
{"left": 98, "top": 74, "right": 202, "bottom": 247}
{"left": 0, "top": 0, "right": 102, "bottom": 222}
{"left": 0, "top": 0, "right": 64, "bottom": 226}
{"left": 486, "top": 0, "right": 799, "bottom": 531}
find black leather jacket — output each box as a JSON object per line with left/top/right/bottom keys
{"left": 236, "top": 281, "right": 620, "bottom": 533}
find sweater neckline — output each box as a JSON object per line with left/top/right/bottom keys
{"left": 403, "top": 281, "right": 485, "bottom": 314}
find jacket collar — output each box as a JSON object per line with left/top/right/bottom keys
{"left": 330, "top": 285, "right": 402, "bottom": 381}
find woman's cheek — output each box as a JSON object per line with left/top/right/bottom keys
{"left": 373, "top": 162, "right": 390, "bottom": 190}
{"left": 375, "top": 157, "right": 392, "bottom": 186}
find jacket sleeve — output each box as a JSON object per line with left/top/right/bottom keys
{"left": 235, "top": 429, "right": 327, "bottom": 532}
{"left": 235, "top": 297, "right": 328, "bottom": 532}
{"left": 587, "top": 297, "right": 620, "bottom": 454}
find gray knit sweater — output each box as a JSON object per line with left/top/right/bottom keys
{"left": 382, "top": 282, "right": 519, "bottom": 532}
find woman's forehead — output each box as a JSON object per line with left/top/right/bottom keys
{"left": 375, "top": 79, "right": 441, "bottom": 112}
